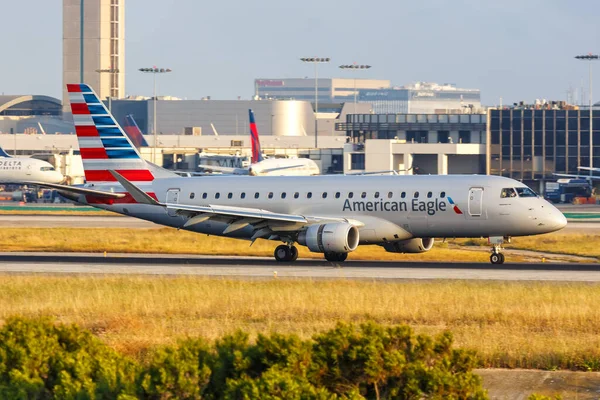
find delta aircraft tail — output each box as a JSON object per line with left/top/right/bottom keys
{"left": 249, "top": 109, "right": 264, "bottom": 163}
{"left": 66, "top": 83, "right": 174, "bottom": 184}
{"left": 123, "top": 114, "right": 150, "bottom": 149}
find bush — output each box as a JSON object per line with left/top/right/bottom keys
{"left": 0, "top": 318, "right": 487, "bottom": 399}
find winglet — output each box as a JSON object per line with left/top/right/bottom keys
{"left": 109, "top": 170, "right": 162, "bottom": 206}
{"left": 0, "top": 145, "right": 12, "bottom": 158}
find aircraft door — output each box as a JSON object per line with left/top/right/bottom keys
{"left": 26, "top": 164, "right": 32, "bottom": 176}
{"left": 166, "top": 189, "right": 180, "bottom": 217}
{"left": 468, "top": 187, "right": 483, "bottom": 217}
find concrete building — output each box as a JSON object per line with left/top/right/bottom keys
{"left": 63, "top": 0, "right": 125, "bottom": 110}
{"left": 255, "top": 78, "right": 390, "bottom": 104}
{"left": 107, "top": 98, "right": 370, "bottom": 140}
{"left": 0, "top": 95, "right": 73, "bottom": 136}
{"left": 359, "top": 82, "right": 482, "bottom": 114}
{"left": 338, "top": 112, "right": 487, "bottom": 175}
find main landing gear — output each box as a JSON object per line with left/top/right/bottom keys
{"left": 274, "top": 244, "right": 298, "bottom": 262}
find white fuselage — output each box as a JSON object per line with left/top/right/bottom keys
{"left": 0, "top": 157, "right": 63, "bottom": 184}
{"left": 249, "top": 158, "right": 320, "bottom": 176}
{"left": 83, "top": 174, "right": 566, "bottom": 243}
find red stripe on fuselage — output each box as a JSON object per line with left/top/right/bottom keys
{"left": 71, "top": 103, "right": 90, "bottom": 114}
{"left": 84, "top": 169, "right": 155, "bottom": 182}
{"left": 66, "top": 84, "right": 82, "bottom": 92}
{"left": 80, "top": 148, "right": 108, "bottom": 159}
{"left": 75, "top": 125, "right": 99, "bottom": 137}
{"left": 85, "top": 192, "right": 158, "bottom": 205}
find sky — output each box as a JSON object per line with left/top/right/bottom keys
{"left": 2, "top": 0, "right": 600, "bottom": 105}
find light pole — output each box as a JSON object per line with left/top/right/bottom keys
{"left": 301, "top": 57, "right": 330, "bottom": 148}
{"left": 139, "top": 67, "right": 172, "bottom": 164}
{"left": 95, "top": 68, "right": 119, "bottom": 111}
{"left": 339, "top": 64, "right": 371, "bottom": 114}
{"left": 575, "top": 54, "right": 599, "bottom": 175}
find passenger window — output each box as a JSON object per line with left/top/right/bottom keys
{"left": 190, "top": 193, "right": 195, "bottom": 199}
{"left": 268, "top": 192, "right": 274, "bottom": 199}
{"left": 322, "top": 192, "right": 328, "bottom": 199}
{"left": 388, "top": 192, "right": 393, "bottom": 199}
{"left": 307, "top": 192, "right": 313, "bottom": 199}
{"left": 294, "top": 192, "right": 299, "bottom": 199}
{"left": 374, "top": 192, "right": 380, "bottom": 199}
{"left": 348, "top": 192, "right": 354, "bottom": 199}
{"left": 254, "top": 192, "right": 260, "bottom": 199}
{"left": 227, "top": 192, "right": 233, "bottom": 199}
{"left": 401, "top": 192, "right": 406, "bottom": 199}
{"left": 440, "top": 191, "right": 446, "bottom": 198}
{"left": 501, "top": 188, "right": 517, "bottom": 198}
{"left": 241, "top": 192, "right": 246, "bottom": 199}
{"left": 361, "top": 192, "right": 367, "bottom": 198}
{"left": 335, "top": 192, "right": 341, "bottom": 199}
{"left": 202, "top": 193, "right": 207, "bottom": 199}
{"left": 215, "top": 193, "right": 220, "bottom": 199}
{"left": 414, "top": 192, "right": 419, "bottom": 198}
{"left": 427, "top": 192, "right": 432, "bottom": 198}
{"left": 281, "top": 192, "right": 287, "bottom": 199}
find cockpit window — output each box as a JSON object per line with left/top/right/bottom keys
{"left": 40, "top": 167, "right": 55, "bottom": 171}
{"left": 500, "top": 188, "right": 517, "bottom": 198}
{"left": 516, "top": 187, "right": 538, "bottom": 197}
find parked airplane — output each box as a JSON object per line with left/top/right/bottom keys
{"left": 37, "top": 84, "right": 567, "bottom": 265}
{"left": 122, "top": 114, "right": 149, "bottom": 148}
{"left": 199, "top": 109, "right": 320, "bottom": 176}
{"left": 0, "top": 145, "right": 63, "bottom": 184}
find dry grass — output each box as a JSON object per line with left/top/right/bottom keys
{"left": 0, "top": 210, "right": 114, "bottom": 216}
{"left": 1, "top": 276, "right": 599, "bottom": 370}
{"left": 0, "top": 227, "right": 495, "bottom": 262}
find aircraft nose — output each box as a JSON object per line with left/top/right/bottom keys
{"left": 548, "top": 206, "right": 567, "bottom": 232}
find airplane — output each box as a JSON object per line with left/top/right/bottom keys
{"left": 34, "top": 84, "right": 567, "bottom": 265}
{"left": 0, "top": 145, "right": 64, "bottom": 184}
{"left": 199, "top": 109, "right": 320, "bottom": 176}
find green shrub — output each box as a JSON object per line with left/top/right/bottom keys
{"left": 0, "top": 318, "right": 487, "bottom": 399}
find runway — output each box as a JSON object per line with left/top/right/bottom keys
{"left": 1, "top": 252, "right": 600, "bottom": 281}
{"left": 0, "top": 215, "right": 598, "bottom": 232}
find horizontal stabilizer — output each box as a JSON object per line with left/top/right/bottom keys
{"left": 108, "top": 170, "right": 161, "bottom": 206}
{"left": 25, "top": 181, "right": 126, "bottom": 199}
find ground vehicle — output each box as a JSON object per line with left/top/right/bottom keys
{"left": 545, "top": 179, "right": 592, "bottom": 203}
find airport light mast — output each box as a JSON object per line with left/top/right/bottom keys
{"left": 95, "top": 68, "right": 120, "bottom": 111}
{"left": 139, "top": 67, "right": 172, "bottom": 164}
{"left": 301, "top": 57, "right": 330, "bottom": 148}
{"left": 339, "top": 63, "right": 372, "bottom": 115}
{"left": 575, "top": 54, "right": 599, "bottom": 176}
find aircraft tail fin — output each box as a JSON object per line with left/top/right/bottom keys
{"left": 123, "top": 114, "right": 150, "bottom": 149}
{"left": 249, "top": 109, "right": 264, "bottom": 163}
{"left": 0, "top": 145, "right": 12, "bottom": 158}
{"left": 66, "top": 83, "right": 176, "bottom": 184}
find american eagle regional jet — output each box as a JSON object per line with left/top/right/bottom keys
{"left": 35, "top": 84, "right": 567, "bottom": 265}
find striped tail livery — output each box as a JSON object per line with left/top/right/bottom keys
{"left": 249, "top": 109, "right": 264, "bottom": 163}
{"left": 67, "top": 83, "right": 154, "bottom": 184}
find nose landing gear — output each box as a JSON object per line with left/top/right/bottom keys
{"left": 489, "top": 236, "right": 506, "bottom": 264}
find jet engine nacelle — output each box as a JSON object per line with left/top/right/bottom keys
{"left": 298, "top": 223, "right": 359, "bottom": 253}
{"left": 382, "top": 237, "right": 434, "bottom": 253}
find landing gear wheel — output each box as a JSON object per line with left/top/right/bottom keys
{"left": 274, "top": 245, "right": 292, "bottom": 262}
{"left": 490, "top": 253, "right": 505, "bottom": 265}
{"left": 324, "top": 252, "right": 348, "bottom": 262}
{"left": 289, "top": 246, "right": 298, "bottom": 262}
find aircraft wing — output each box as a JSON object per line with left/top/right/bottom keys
{"left": 578, "top": 167, "right": 600, "bottom": 172}
{"left": 24, "top": 181, "right": 126, "bottom": 199}
{"left": 198, "top": 165, "right": 249, "bottom": 175}
{"left": 109, "top": 169, "right": 362, "bottom": 239}
{"left": 553, "top": 173, "right": 600, "bottom": 180}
